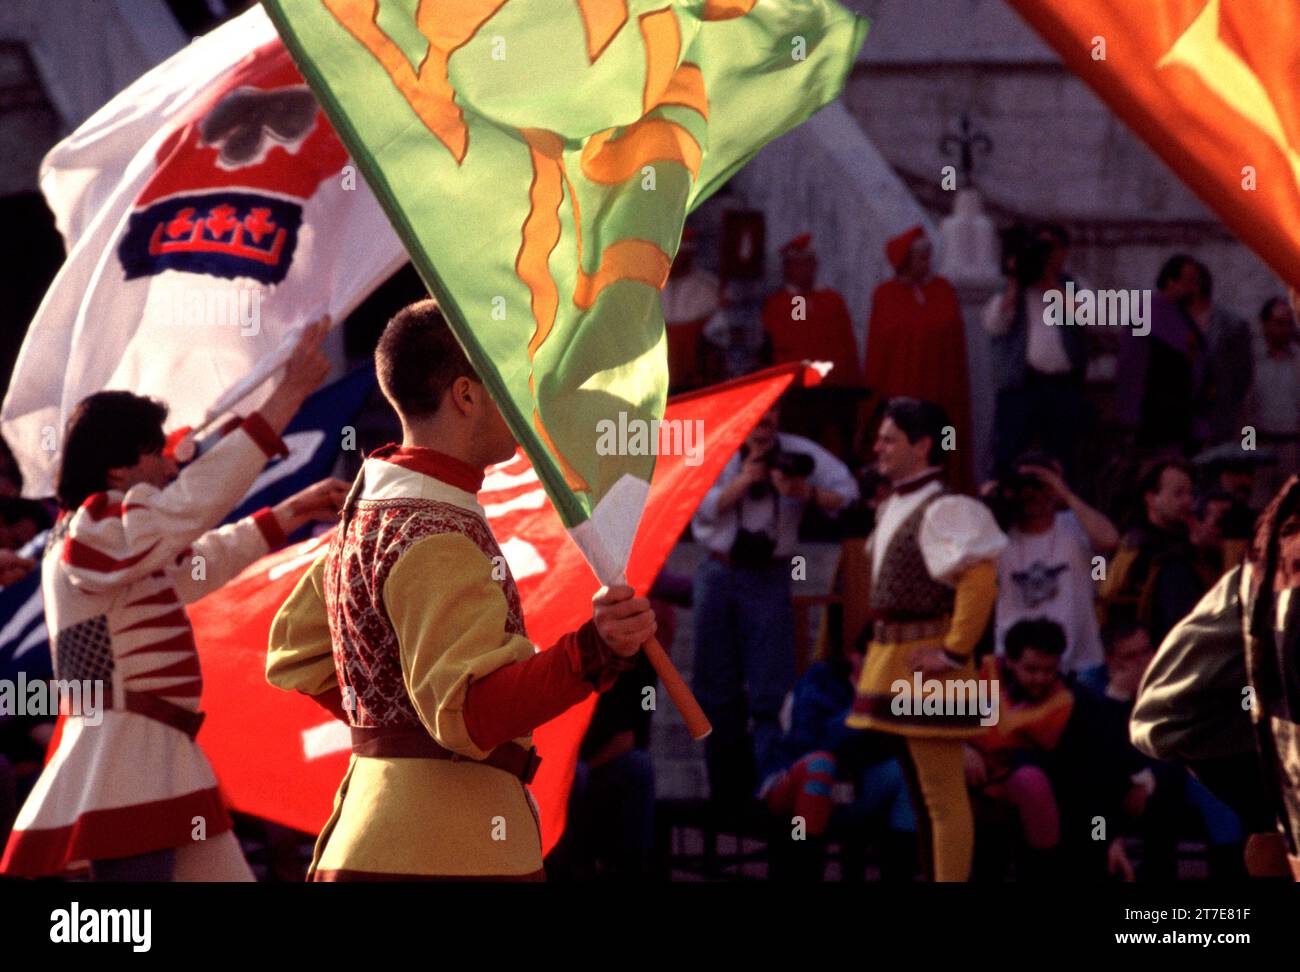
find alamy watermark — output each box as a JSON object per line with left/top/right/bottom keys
{"left": 150, "top": 285, "right": 262, "bottom": 336}
{"left": 1043, "top": 282, "right": 1151, "bottom": 336}
{"left": 0, "top": 674, "right": 103, "bottom": 726}
{"left": 890, "top": 672, "right": 1000, "bottom": 727}
{"left": 595, "top": 412, "right": 704, "bottom": 466}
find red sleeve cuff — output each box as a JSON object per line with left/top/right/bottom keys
{"left": 241, "top": 412, "right": 289, "bottom": 460}
{"left": 252, "top": 507, "right": 288, "bottom": 550}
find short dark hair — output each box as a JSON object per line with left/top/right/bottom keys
{"left": 1137, "top": 455, "right": 1192, "bottom": 500}
{"left": 1004, "top": 617, "right": 1067, "bottom": 661}
{"left": 375, "top": 299, "right": 479, "bottom": 420}
{"left": 1156, "top": 254, "right": 1196, "bottom": 291}
{"left": 56, "top": 392, "right": 168, "bottom": 511}
{"left": 1260, "top": 296, "right": 1290, "bottom": 324}
{"left": 882, "top": 397, "right": 949, "bottom": 465}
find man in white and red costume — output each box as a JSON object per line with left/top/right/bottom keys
{"left": 0, "top": 321, "right": 346, "bottom": 881}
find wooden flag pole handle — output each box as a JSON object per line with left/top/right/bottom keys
{"left": 641, "top": 635, "right": 711, "bottom": 740}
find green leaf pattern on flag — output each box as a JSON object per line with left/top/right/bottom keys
{"left": 262, "top": 0, "right": 867, "bottom": 542}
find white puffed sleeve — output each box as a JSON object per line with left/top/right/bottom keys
{"left": 920, "top": 495, "right": 1007, "bottom": 585}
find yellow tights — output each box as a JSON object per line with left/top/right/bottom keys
{"left": 901, "top": 736, "right": 974, "bottom": 882}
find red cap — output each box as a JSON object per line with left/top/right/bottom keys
{"left": 885, "top": 225, "right": 926, "bottom": 271}
{"left": 780, "top": 232, "right": 814, "bottom": 258}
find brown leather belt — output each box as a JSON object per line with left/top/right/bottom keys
{"left": 350, "top": 726, "right": 542, "bottom": 784}
{"left": 872, "top": 617, "right": 948, "bottom": 643}
{"left": 120, "top": 690, "right": 206, "bottom": 739}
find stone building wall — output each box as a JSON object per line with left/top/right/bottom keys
{"left": 847, "top": 0, "right": 1287, "bottom": 326}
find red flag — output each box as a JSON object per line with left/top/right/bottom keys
{"left": 1004, "top": 0, "right": 1300, "bottom": 288}
{"left": 189, "top": 363, "right": 821, "bottom": 853}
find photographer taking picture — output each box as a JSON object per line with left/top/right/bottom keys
{"left": 691, "top": 401, "right": 859, "bottom": 810}
{"left": 984, "top": 451, "right": 1119, "bottom": 674}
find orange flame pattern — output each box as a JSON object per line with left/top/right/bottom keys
{"left": 324, "top": 1, "right": 745, "bottom": 496}
{"left": 322, "top": 0, "right": 508, "bottom": 164}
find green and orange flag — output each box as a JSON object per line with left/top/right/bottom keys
{"left": 262, "top": 0, "right": 867, "bottom": 582}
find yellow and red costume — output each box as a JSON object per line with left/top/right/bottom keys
{"left": 970, "top": 655, "right": 1073, "bottom": 785}
{"left": 846, "top": 468, "right": 1005, "bottom": 880}
{"left": 267, "top": 445, "right": 629, "bottom": 880}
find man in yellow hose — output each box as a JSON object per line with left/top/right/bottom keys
{"left": 847, "top": 397, "right": 1006, "bottom": 881}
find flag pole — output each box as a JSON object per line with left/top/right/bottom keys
{"left": 642, "top": 636, "right": 711, "bottom": 740}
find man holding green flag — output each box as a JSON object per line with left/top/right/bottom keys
{"left": 269, "top": 300, "right": 658, "bottom": 880}
{"left": 262, "top": 0, "right": 867, "bottom": 879}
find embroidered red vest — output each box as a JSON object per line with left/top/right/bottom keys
{"left": 324, "top": 497, "right": 525, "bottom": 729}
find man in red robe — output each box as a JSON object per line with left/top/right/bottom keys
{"left": 761, "top": 233, "right": 865, "bottom": 457}
{"left": 762, "top": 233, "right": 862, "bottom": 387}
{"left": 864, "top": 225, "right": 975, "bottom": 492}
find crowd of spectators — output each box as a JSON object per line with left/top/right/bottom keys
{"left": 2, "top": 217, "right": 1299, "bottom": 882}
{"left": 650, "top": 221, "right": 1300, "bottom": 881}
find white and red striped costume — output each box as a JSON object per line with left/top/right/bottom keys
{"left": 0, "top": 413, "right": 288, "bottom": 879}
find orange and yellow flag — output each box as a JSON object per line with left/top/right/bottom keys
{"left": 1006, "top": 0, "right": 1300, "bottom": 287}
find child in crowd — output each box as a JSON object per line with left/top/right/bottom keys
{"left": 966, "top": 618, "right": 1073, "bottom": 880}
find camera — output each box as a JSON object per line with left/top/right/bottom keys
{"left": 766, "top": 447, "right": 815, "bottom": 479}
{"left": 985, "top": 460, "right": 1054, "bottom": 530}
{"left": 748, "top": 445, "right": 816, "bottom": 499}
{"left": 729, "top": 528, "right": 777, "bottom": 570}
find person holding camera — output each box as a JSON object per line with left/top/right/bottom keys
{"left": 691, "top": 403, "right": 859, "bottom": 811}
{"left": 986, "top": 450, "right": 1118, "bottom": 674}
{"left": 981, "top": 223, "right": 1089, "bottom": 475}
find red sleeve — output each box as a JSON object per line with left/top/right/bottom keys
{"left": 462, "top": 620, "right": 631, "bottom": 753}
{"left": 1026, "top": 692, "right": 1074, "bottom": 752}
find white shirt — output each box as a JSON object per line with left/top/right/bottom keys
{"left": 871, "top": 475, "right": 942, "bottom": 581}
{"left": 868, "top": 471, "right": 1007, "bottom": 584}
{"left": 995, "top": 511, "right": 1104, "bottom": 673}
{"left": 981, "top": 286, "right": 1072, "bottom": 374}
